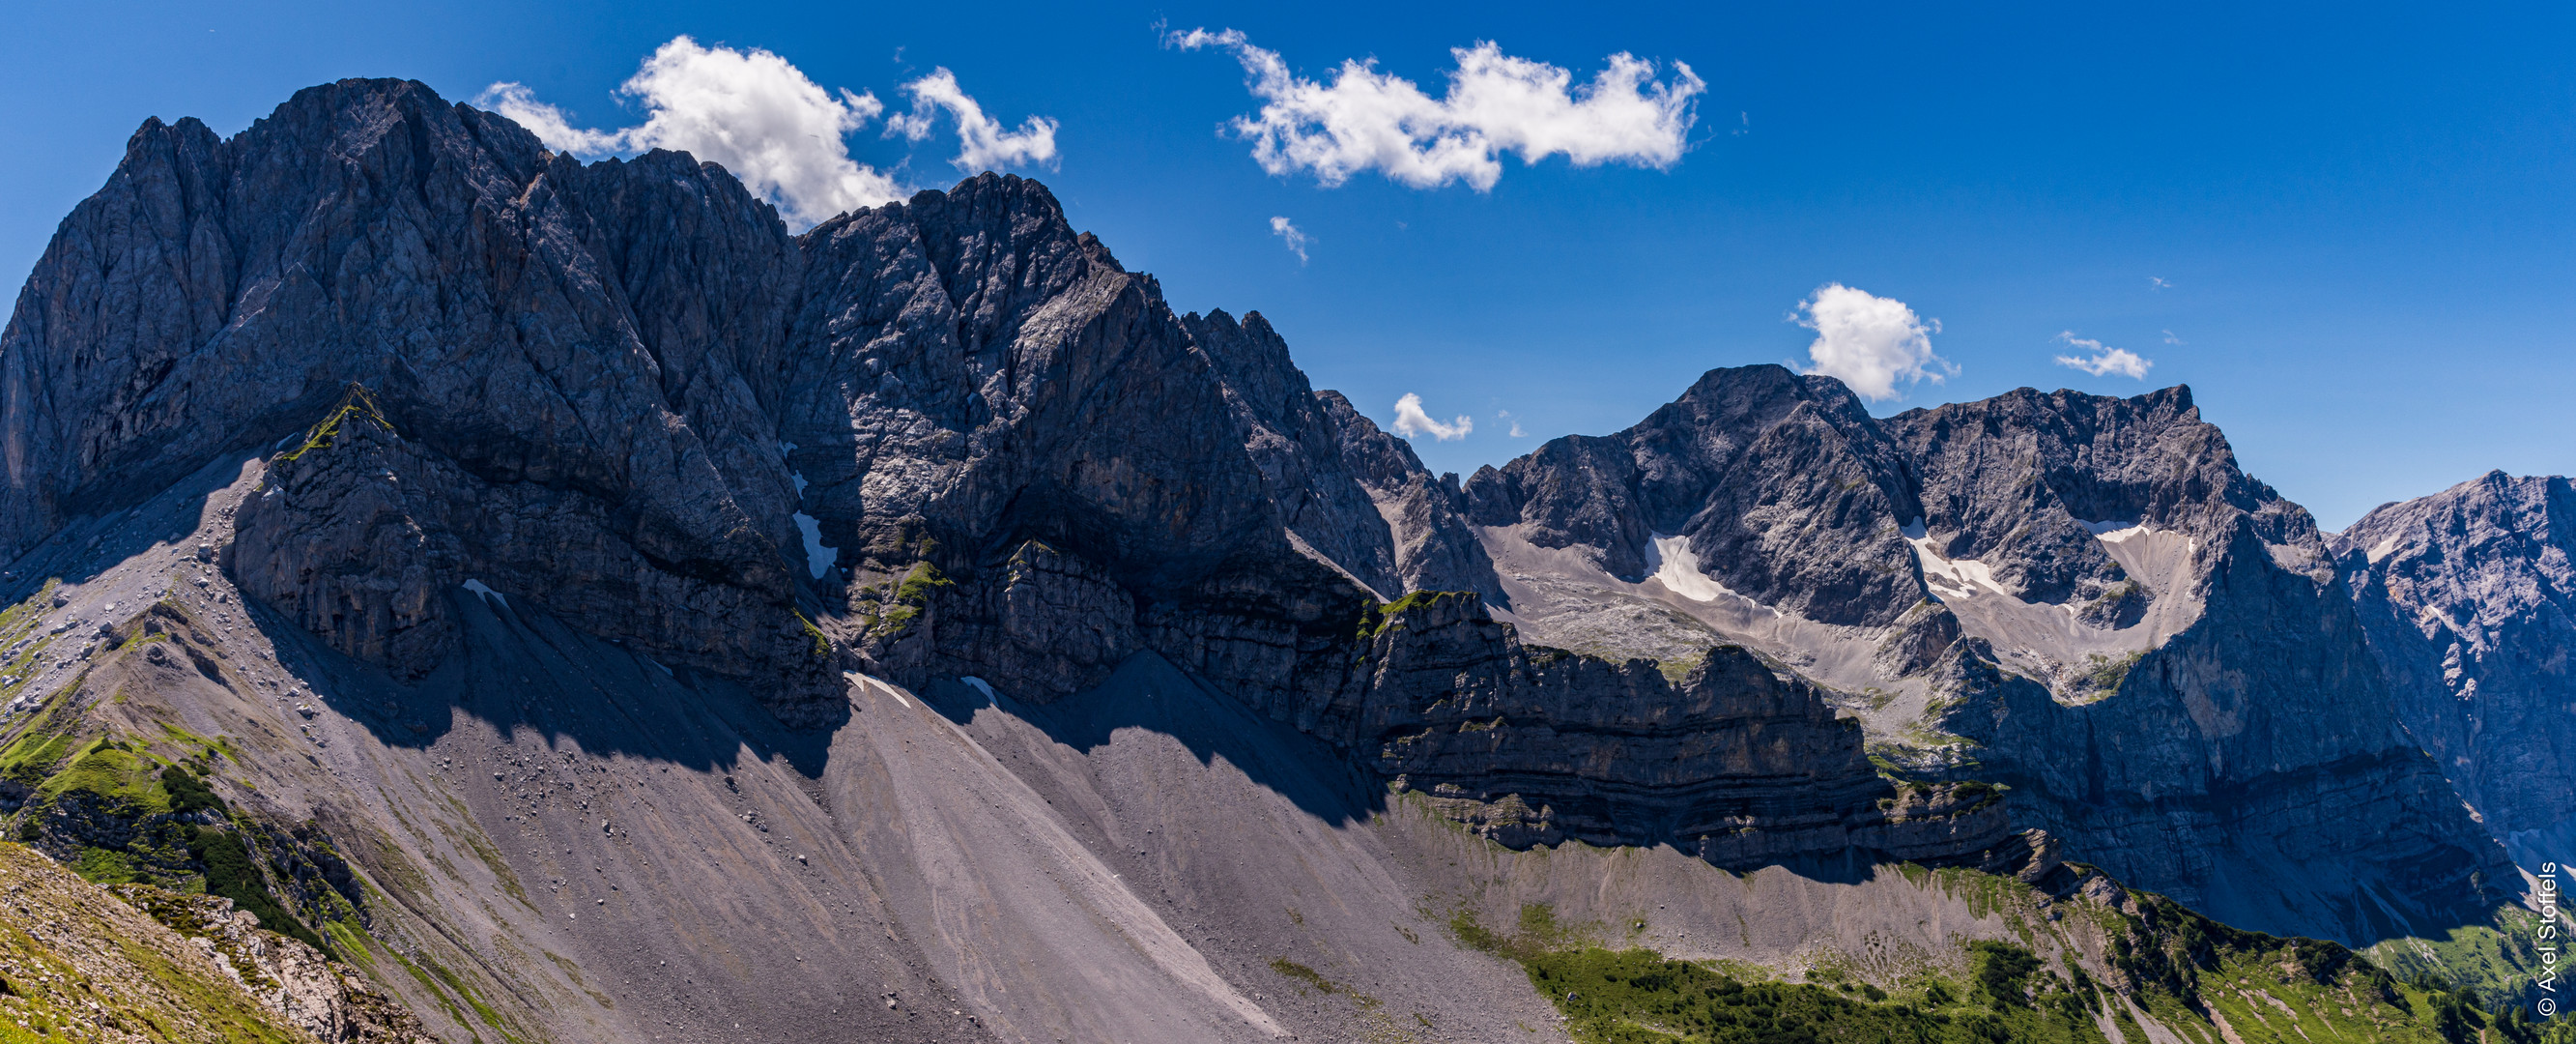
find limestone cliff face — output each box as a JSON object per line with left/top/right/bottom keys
{"left": 2336, "top": 472, "right": 2576, "bottom": 862}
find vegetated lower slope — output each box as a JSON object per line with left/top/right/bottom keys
{"left": 1455, "top": 865, "right": 2538, "bottom": 1044}
{"left": 0, "top": 839, "right": 426, "bottom": 1043}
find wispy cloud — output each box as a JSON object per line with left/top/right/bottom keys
{"left": 1391, "top": 393, "right": 1473, "bottom": 441}
{"left": 1794, "top": 284, "right": 1952, "bottom": 401}
{"left": 1167, "top": 27, "right": 1702, "bottom": 190}
{"left": 1269, "top": 216, "right": 1310, "bottom": 263}
{"left": 2054, "top": 332, "right": 2153, "bottom": 379}
{"left": 2149, "top": 276, "right": 2173, "bottom": 290}
{"left": 2161, "top": 330, "right": 2184, "bottom": 346}
{"left": 885, "top": 68, "right": 1059, "bottom": 171}
{"left": 478, "top": 37, "right": 1054, "bottom": 229}
{"left": 1497, "top": 410, "right": 1529, "bottom": 437}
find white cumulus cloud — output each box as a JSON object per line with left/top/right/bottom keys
{"left": 478, "top": 38, "right": 1056, "bottom": 230}
{"left": 2054, "top": 333, "right": 2153, "bottom": 379}
{"left": 478, "top": 37, "right": 897, "bottom": 228}
{"left": 1269, "top": 216, "right": 1310, "bottom": 262}
{"left": 1794, "top": 284, "right": 1952, "bottom": 402}
{"left": 1167, "top": 27, "right": 1702, "bottom": 190}
{"left": 1390, "top": 393, "right": 1473, "bottom": 441}
{"left": 885, "top": 68, "right": 1059, "bottom": 171}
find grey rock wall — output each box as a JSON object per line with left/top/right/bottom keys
{"left": 2336, "top": 472, "right": 2576, "bottom": 861}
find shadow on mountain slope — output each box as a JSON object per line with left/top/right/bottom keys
{"left": 921, "top": 651, "right": 1383, "bottom": 827}
{"left": 252, "top": 581, "right": 837, "bottom": 778}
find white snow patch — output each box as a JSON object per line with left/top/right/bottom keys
{"left": 846, "top": 671, "right": 911, "bottom": 708}
{"left": 461, "top": 579, "right": 509, "bottom": 610}
{"left": 961, "top": 676, "right": 998, "bottom": 704}
{"left": 644, "top": 656, "right": 673, "bottom": 678}
{"left": 1645, "top": 534, "right": 1729, "bottom": 602}
{"left": 793, "top": 511, "right": 837, "bottom": 580}
{"left": 2082, "top": 519, "right": 2197, "bottom": 587}
{"left": 1903, "top": 520, "right": 2005, "bottom": 601}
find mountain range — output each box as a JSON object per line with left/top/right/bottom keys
{"left": 0, "top": 77, "right": 2563, "bottom": 1044}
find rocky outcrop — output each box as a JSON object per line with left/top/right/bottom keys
{"left": 0, "top": 841, "right": 428, "bottom": 1044}
{"left": 2335, "top": 472, "right": 2576, "bottom": 858}
{"left": 116, "top": 885, "right": 434, "bottom": 1044}
{"left": 230, "top": 389, "right": 843, "bottom": 719}
{"left": 779, "top": 176, "right": 1409, "bottom": 707}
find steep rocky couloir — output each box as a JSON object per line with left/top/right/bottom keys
{"left": 2335, "top": 471, "right": 2576, "bottom": 865}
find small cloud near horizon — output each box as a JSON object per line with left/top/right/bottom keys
{"left": 1167, "top": 27, "right": 1702, "bottom": 190}
{"left": 2149, "top": 276, "right": 2173, "bottom": 290}
{"left": 1794, "top": 284, "right": 1952, "bottom": 401}
{"left": 2054, "top": 332, "right": 2153, "bottom": 379}
{"left": 884, "top": 68, "right": 1059, "bottom": 171}
{"left": 1497, "top": 409, "right": 1529, "bottom": 437}
{"left": 1269, "top": 217, "right": 1310, "bottom": 263}
{"left": 1391, "top": 393, "right": 1473, "bottom": 441}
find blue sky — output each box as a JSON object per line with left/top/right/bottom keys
{"left": 9, "top": 1, "right": 2576, "bottom": 529}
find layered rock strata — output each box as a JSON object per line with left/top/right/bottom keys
{"left": 1339, "top": 592, "right": 2016, "bottom": 867}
